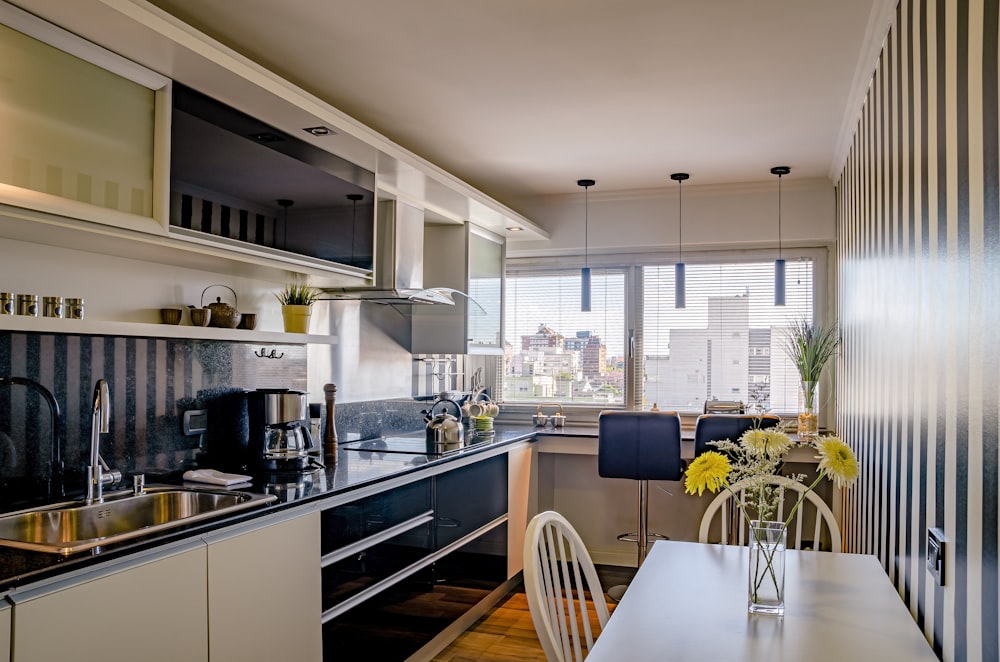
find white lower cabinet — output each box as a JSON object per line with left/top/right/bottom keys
{"left": 206, "top": 509, "right": 322, "bottom": 662}
{"left": 0, "top": 600, "right": 10, "bottom": 662}
{"left": 10, "top": 541, "right": 208, "bottom": 662}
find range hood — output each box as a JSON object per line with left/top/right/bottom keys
{"left": 323, "top": 200, "right": 459, "bottom": 305}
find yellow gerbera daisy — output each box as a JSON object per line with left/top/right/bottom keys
{"left": 815, "top": 437, "right": 859, "bottom": 488}
{"left": 684, "top": 451, "right": 732, "bottom": 496}
{"left": 740, "top": 429, "right": 794, "bottom": 457}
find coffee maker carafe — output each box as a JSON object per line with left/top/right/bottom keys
{"left": 248, "top": 389, "right": 320, "bottom": 471}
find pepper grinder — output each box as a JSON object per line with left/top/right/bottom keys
{"left": 323, "top": 383, "right": 338, "bottom": 460}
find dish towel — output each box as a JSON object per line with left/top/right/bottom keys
{"left": 182, "top": 469, "right": 253, "bottom": 487}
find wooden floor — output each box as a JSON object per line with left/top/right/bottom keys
{"left": 431, "top": 566, "right": 634, "bottom": 661}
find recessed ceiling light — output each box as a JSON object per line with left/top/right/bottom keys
{"left": 303, "top": 126, "right": 334, "bottom": 137}
{"left": 506, "top": 226, "right": 523, "bottom": 232}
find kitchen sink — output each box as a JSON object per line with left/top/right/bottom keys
{"left": 0, "top": 486, "right": 277, "bottom": 555}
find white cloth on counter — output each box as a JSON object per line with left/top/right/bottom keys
{"left": 182, "top": 469, "right": 253, "bottom": 487}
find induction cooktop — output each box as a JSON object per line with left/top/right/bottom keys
{"left": 339, "top": 434, "right": 494, "bottom": 456}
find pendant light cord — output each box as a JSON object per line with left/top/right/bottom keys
{"left": 584, "top": 185, "right": 589, "bottom": 269}
{"left": 777, "top": 173, "right": 783, "bottom": 260}
{"left": 678, "top": 179, "right": 683, "bottom": 264}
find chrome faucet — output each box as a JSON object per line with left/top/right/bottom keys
{"left": 86, "top": 379, "right": 121, "bottom": 503}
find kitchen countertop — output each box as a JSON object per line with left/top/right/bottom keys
{"left": 0, "top": 425, "right": 549, "bottom": 594}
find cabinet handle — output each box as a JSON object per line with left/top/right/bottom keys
{"left": 321, "top": 511, "right": 434, "bottom": 567}
{"left": 437, "top": 517, "right": 462, "bottom": 528}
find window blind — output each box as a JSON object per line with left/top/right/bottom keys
{"left": 641, "top": 258, "right": 814, "bottom": 413}
{"left": 503, "top": 268, "right": 627, "bottom": 405}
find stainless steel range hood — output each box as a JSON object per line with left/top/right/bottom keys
{"left": 322, "top": 200, "right": 458, "bottom": 305}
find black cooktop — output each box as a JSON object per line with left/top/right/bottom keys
{"left": 339, "top": 434, "right": 494, "bottom": 457}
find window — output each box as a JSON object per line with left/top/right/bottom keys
{"left": 503, "top": 268, "right": 626, "bottom": 405}
{"left": 642, "top": 258, "right": 813, "bottom": 413}
{"left": 503, "top": 255, "right": 817, "bottom": 414}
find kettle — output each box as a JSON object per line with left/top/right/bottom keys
{"left": 424, "top": 398, "right": 464, "bottom": 447}
{"left": 201, "top": 285, "right": 242, "bottom": 329}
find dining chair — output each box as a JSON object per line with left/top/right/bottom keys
{"left": 698, "top": 475, "right": 842, "bottom": 552}
{"left": 524, "top": 511, "right": 611, "bottom": 662}
{"left": 693, "top": 413, "right": 781, "bottom": 457}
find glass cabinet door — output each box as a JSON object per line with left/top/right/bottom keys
{"left": 467, "top": 229, "right": 504, "bottom": 353}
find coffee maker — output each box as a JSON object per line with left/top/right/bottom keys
{"left": 247, "top": 389, "right": 322, "bottom": 472}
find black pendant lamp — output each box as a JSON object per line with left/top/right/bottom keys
{"left": 578, "top": 179, "right": 595, "bottom": 312}
{"left": 771, "top": 166, "right": 790, "bottom": 306}
{"left": 670, "top": 173, "right": 690, "bottom": 309}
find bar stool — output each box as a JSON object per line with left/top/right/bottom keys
{"left": 693, "top": 413, "right": 781, "bottom": 457}
{"left": 598, "top": 411, "right": 683, "bottom": 599}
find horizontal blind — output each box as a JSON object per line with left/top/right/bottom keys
{"left": 641, "top": 258, "right": 813, "bottom": 413}
{"left": 504, "top": 268, "right": 626, "bottom": 405}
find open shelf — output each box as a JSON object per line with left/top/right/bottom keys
{"left": 0, "top": 315, "right": 336, "bottom": 345}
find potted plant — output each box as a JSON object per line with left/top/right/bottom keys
{"left": 783, "top": 319, "right": 840, "bottom": 438}
{"left": 275, "top": 283, "right": 320, "bottom": 333}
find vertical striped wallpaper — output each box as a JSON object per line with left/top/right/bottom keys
{"left": 835, "top": 1, "right": 999, "bottom": 660}
{"left": 0, "top": 332, "right": 305, "bottom": 506}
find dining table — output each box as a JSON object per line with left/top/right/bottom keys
{"left": 586, "top": 540, "right": 938, "bottom": 661}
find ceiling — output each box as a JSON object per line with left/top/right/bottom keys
{"left": 145, "top": 0, "right": 891, "bottom": 209}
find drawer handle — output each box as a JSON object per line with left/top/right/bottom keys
{"left": 437, "top": 517, "right": 462, "bottom": 528}
{"left": 321, "top": 511, "right": 434, "bottom": 567}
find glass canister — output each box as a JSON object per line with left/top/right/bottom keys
{"left": 42, "top": 296, "right": 64, "bottom": 318}
{"left": 15, "top": 294, "right": 38, "bottom": 316}
{"left": 65, "top": 298, "right": 85, "bottom": 319}
{"left": 0, "top": 292, "right": 13, "bottom": 315}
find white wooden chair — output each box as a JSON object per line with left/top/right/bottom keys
{"left": 523, "top": 511, "right": 610, "bottom": 662}
{"left": 698, "top": 475, "right": 842, "bottom": 552}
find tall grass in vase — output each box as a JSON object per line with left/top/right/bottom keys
{"left": 783, "top": 319, "right": 840, "bottom": 438}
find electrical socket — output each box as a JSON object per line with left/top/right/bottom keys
{"left": 927, "top": 528, "right": 946, "bottom": 586}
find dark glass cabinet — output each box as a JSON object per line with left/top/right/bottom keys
{"left": 320, "top": 455, "right": 509, "bottom": 660}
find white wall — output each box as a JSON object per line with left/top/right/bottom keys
{"left": 506, "top": 178, "right": 835, "bottom": 259}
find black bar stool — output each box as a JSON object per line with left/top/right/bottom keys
{"left": 693, "top": 413, "right": 781, "bottom": 457}
{"left": 598, "top": 411, "right": 684, "bottom": 599}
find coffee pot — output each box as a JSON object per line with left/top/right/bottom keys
{"left": 248, "top": 389, "right": 322, "bottom": 471}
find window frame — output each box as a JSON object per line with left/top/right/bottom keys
{"left": 503, "top": 246, "right": 833, "bottom": 422}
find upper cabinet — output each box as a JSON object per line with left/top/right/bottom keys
{"left": 167, "top": 83, "right": 377, "bottom": 280}
{"left": 0, "top": 2, "right": 167, "bottom": 236}
{"left": 0, "top": 0, "right": 546, "bottom": 298}
{"left": 412, "top": 223, "right": 504, "bottom": 355}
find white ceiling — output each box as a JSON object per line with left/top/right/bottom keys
{"left": 144, "top": 0, "right": 892, "bottom": 209}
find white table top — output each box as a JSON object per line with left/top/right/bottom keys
{"left": 587, "top": 541, "right": 937, "bottom": 662}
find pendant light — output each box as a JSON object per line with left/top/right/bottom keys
{"left": 670, "top": 173, "right": 690, "bottom": 309}
{"left": 770, "top": 166, "right": 790, "bottom": 306}
{"left": 578, "top": 179, "right": 595, "bottom": 312}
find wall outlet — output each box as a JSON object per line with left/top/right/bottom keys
{"left": 927, "top": 527, "right": 946, "bottom": 586}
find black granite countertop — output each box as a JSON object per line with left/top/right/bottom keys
{"left": 0, "top": 425, "right": 550, "bottom": 594}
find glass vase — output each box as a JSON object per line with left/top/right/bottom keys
{"left": 797, "top": 380, "right": 819, "bottom": 439}
{"left": 748, "top": 520, "right": 786, "bottom": 615}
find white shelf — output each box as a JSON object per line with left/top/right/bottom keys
{"left": 0, "top": 315, "right": 336, "bottom": 345}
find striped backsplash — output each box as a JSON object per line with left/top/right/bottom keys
{"left": 0, "top": 332, "right": 305, "bottom": 505}
{"left": 836, "top": 1, "right": 999, "bottom": 660}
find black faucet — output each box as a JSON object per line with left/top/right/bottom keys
{"left": 0, "top": 376, "right": 63, "bottom": 498}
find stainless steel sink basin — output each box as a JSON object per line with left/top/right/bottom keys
{"left": 0, "top": 486, "right": 277, "bottom": 555}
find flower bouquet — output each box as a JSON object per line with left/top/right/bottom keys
{"left": 685, "top": 428, "right": 859, "bottom": 614}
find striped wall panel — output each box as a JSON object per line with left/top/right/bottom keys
{"left": 0, "top": 332, "right": 305, "bottom": 507}
{"left": 835, "top": 1, "right": 999, "bottom": 660}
